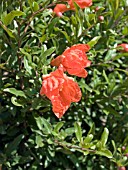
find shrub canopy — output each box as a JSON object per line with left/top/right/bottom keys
{"left": 0, "top": 0, "right": 128, "bottom": 169}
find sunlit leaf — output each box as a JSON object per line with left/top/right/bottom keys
{"left": 3, "top": 88, "right": 26, "bottom": 98}
{"left": 74, "top": 122, "right": 82, "bottom": 142}
{"left": 87, "top": 36, "right": 101, "bottom": 48}
{"left": 35, "top": 117, "right": 52, "bottom": 134}
{"left": 3, "top": 11, "right": 25, "bottom": 26}
{"left": 96, "top": 149, "right": 113, "bottom": 158}
{"left": 100, "top": 128, "right": 109, "bottom": 147}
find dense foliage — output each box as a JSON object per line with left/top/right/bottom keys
{"left": 0, "top": 0, "right": 128, "bottom": 169}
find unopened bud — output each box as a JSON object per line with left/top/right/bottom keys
{"left": 122, "top": 146, "right": 126, "bottom": 151}
{"left": 118, "top": 167, "right": 126, "bottom": 170}
{"left": 98, "top": 16, "right": 104, "bottom": 21}
{"left": 95, "top": 6, "right": 100, "bottom": 11}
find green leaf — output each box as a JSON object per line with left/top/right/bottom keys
{"left": 0, "top": 22, "right": 15, "bottom": 38}
{"left": 115, "top": 0, "right": 119, "bottom": 10}
{"left": 88, "top": 123, "right": 95, "bottom": 135}
{"left": 105, "top": 49, "right": 116, "bottom": 61}
{"left": 84, "top": 134, "right": 93, "bottom": 143}
{"left": 3, "top": 10, "right": 25, "bottom": 26}
{"left": 100, "top": 128, "right": 109, "bottom": 147}
{"left": 87, "top": 36, "right": 101, "bottom": 48}
{"left": 41, "top": 47, "right": 56, "bottom": 63}
{"left": 103, "top": 70, "right": 109, "bottom": 84}
{"left": 115, "top": 68, "right": 128, "bottom": 76}
{"left": 11, "top": 96, "right": 23, "bottom": 107}
{"left": 74, "top": 122, "right": 82, "bottom": 142}
{"left": 6, "top": 134, "right": 24, "bottom": 155}
{"left": 113, "top": 53, "right": 128, "bottom": 61}
{"left": 54, "top": 121, "right": 64, "bottom": 133}
{"left": 28, "top": 0, "right": 34, "bottom": 9}
{"left": 96, "top": 149, "right": 113, "bottom": 158}
{"left": 59, "top": 30, "right": 71, "bottom": 43}
{"left": 48, "top": 18, "right": 59, "bottom": 34}
{"left": 65, "top": 127, "right": 75, "bottom": 135}
{"left": 68, "top": 154, "right": 82, "bottom": 170}
{"left": 54, "top": 27, "right": 71, "bottom": 42}
{"left": 3, "top": 88, "right": 26, "bottom": 98}
{"left": 20, "top": 48, "right": 32, "bottom": 62}
{"left": 111, "top": 140, "right": 117, "bottom": 155}
{"left": 35, "top": 135, "right": 44, "bottom": 148}
{"left": 79, "top": 80, "right": 92, "bottom": 92}
{"left": 36, "top": 117, "right": 52, "bottom": 134}
{"left": 33, "top": 2, "right": 39, "bottom": 12}
{"left": 24, "top": 56, "right": 32, "bottom": 75}
{"left": 40, "top": 34, "right": 47, "bottom": 43}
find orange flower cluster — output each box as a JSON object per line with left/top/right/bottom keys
{"left": 53, "top": 0, "right": 92, "bottom": 16}
{"left": 51, "top": 44, "right": 91, "bottom": 78}
{"left": 40, "top": 65, "right": 82, "bottom": 118}
{"left": 40, "top": 44, "right": 91, "bottom": 118}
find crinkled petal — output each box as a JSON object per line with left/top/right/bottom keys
{"left": 53, "top": 4, "right": 70, "bottom": 16}
{"left": 66, "top": 78, "right": 82, "bottom": 102}
{"left": 69, "top": 44, "right": 90, "bottom": 52}
{"left": 67, "top": 68, "right": 88, "bottom": 78}
{"left": 51, "top": 55, "right": 65, "bottom": 67}
{"left": 62, "top": 54, "right": 84, "bottom": 69}
{"left": 68, "top": 0, "right": 92, "bottom": 9}
{"left": 52, "top": 95, "right": 70, "bottom": 118}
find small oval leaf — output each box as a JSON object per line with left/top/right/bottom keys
{"left": 87, "top": 36, "right": 101, "bottom": 48}
{"left": 74, "top": 122, "right": 82, "bottom": 142}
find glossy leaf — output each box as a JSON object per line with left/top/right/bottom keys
{"left": 84, "top": 134, "right": 93, "bottom": 144}
{"left": 11, "top": 96, "right": 23, "bottom": 107}
{"left": 74, "top": 122, "right": 82, "bottom": 143}
{"left": 35, "top": 135, "right": 44, "bottom": 147}
{"left": 33, "top": 2, "right": 39, "bottom": 11}
{"left": 3, "top": 11, "right": 25, "bottom": 26}
{"left": 3, "top": 88, "right": 26, "bottom": 98}
{"left": 0, "top": 22, "right": 15, "bottom": 38}
{"left": 54, "top": 121, "right": 64, "bottom": 133}
{"left": 41, "top": 47, "right": 56, "bottom": 63}
{"left": 87, "top": 36, "right": 101, "bottom": 48}
{"left": 96, "top": 149, "right": 113, "bottom": 158}
{"left": 88, "top": 123, "right": 95, "bottom": 136}
{"left": 35, "top": 117, "right": 52, "bottom": 134}
{"left": 100, "top": 128, "right": 109, "bottom": 147}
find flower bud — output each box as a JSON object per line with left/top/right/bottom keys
{"left": 118, "top": 167, "right": 126, "bottom": 170}
{"left": 98, "top": 16, "right": 104, "bottom": 21}
{"left": 122, "top": 146, "right": 126, "bottom": 151}
{"left": 95, "top": 6, "right": 100, "bottom": 11}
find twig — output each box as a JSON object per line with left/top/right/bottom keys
{"left": 54, "top": 140, "right": 96, "bottom": 153}
{"left": 23, "top": 2, "right": 56, "bottom": 35}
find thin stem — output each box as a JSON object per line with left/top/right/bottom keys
{"left": 22, "top": 2, "right": 56, "bottom": 35}
{"left": 54, "top": 140, "right": 96, "bottom": 153}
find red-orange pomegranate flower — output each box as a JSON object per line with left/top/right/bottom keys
{"left": 117, "top": 43, "right": 128, "bottom": 52}
{"left": 51, "top": 44, "right": 91, "bottom": 78}
{"left": 53, "top": 0, "right": 92, "bottom": 16}
{"left": 69, "top": 0, "right": 92, "bottom": 9}
{"left": 53, "top": 4, "right": 71, "bottom": 17}
{"left": 40, "top": 65, "right": 82, "bottom": 118}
